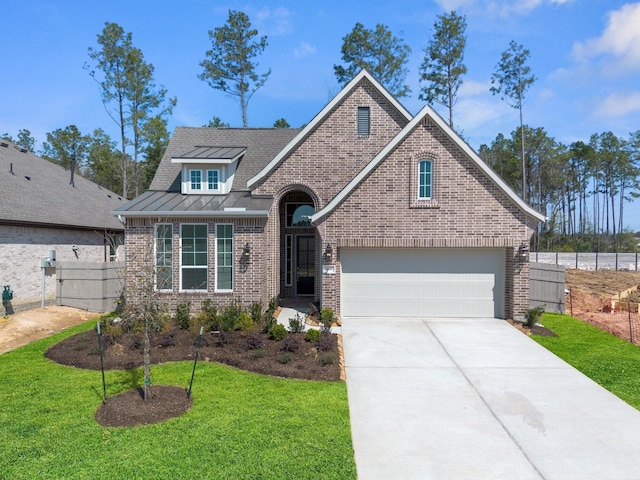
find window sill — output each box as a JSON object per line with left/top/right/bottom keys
{"left": 410, "top": 199, "right": 440, "bottom": 209}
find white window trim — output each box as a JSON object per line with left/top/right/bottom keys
{"left": 179, "top": 223, "right": 208, "bottom": 292}
{"left": 418, "top": 159, "right": 433, "bottom": 200}
{"left": 215, "top": 223, "right": 234, "bottom": 293}
{"left": 154, "top": 223, "right": 173, "bottom": 291}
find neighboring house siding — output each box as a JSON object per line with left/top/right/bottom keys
{"left": 124, "top": 217, "right": 268, "bottom": 312}
{"left": 317, "top": 122, "right": 536, "bottom": 319}
{"left": 0, "top": 225, "right": 121, "bottom": 312}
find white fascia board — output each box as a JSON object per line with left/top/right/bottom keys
{"left": 311, "top": 104, "right": 546, "bottom": 224}
{"left": 246, "top": 70, "right": 413, "bottom": 189}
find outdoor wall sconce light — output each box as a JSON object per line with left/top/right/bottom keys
{"left": 517, "top": 242, "right": 530, "bottom": 263}
{"left": 323, "top": 244, "right": 333, "bottom": 261}
{"left": 242, "top": 243, "right": 251, "bottom": 257}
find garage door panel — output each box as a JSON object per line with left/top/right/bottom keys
{"left": 341, "top": 248, "right": 504, "bottom": 318}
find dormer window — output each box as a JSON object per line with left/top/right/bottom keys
{"left": 207, "top": 169, "right": 219, "bottom": 191}
{"left": 190, "top": 170, "right": 202, "bottom": 190}
{"left": 172, "top": 146, "right": 245, "bottom": 195}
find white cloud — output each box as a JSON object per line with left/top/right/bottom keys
{"left": 293, "top": 42, "right": 316, "bottom": 59}
{"left": 437, "top": 0, "right": 574, "bottom": 16}
{"left": 593, "top": 92, "right": 640, "bottom": 118}
{"left": 255, "top": 7, "right": 293, "bottom": 36}
{"left": 573, "top": 3, "right": 640, "bottom": 71}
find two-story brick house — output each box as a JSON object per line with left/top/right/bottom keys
{"left": 115, "top": 70, "right": 544, "bottom": 320}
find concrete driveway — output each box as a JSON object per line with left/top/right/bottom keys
{"left": 342, "top": 317, "right": 640, "bottom": 479}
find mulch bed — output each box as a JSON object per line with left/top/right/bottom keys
{"left": 95, "top": 386, "right": 192, "bottom": 427}
{"left": 46, "top": 326, "right": 340, "bottom": 428}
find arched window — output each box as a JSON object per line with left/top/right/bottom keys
{"left": 418, "top": 160, "right": 432, "bottom": 199}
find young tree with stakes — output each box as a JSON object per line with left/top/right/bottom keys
{"left": 419, "top": 11, "right": 468, "bottom": 130}
{"left": 490, "top": 40, "right": 536, "bottom": 202}
{"left": 199, "top": 10, "right": 270, "bottom": 128}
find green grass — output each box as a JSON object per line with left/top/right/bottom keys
{"left": 532, "top": 313, "right": 640, "bottom": 410}
{"left": 0, "top": 321, "right": 356, "bottom": 479}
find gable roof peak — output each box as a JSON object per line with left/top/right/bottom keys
{"left": 246, "top": 70, "right": 413, "bottom": 189}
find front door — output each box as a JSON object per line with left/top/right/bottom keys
{"left": 296, "top": 235, "right": 315, "bottom": 295}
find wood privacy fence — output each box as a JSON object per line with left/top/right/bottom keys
{"left": 532, "top": 252, "right": 640, "bottom": 271}
{"left": 530, "top": 262, "right": 565, "bottom": 314}
{"left": 56, "top": 262, "right": 124, "bottom": 313}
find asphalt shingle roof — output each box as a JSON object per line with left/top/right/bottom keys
{"left": 149, "top": 127, "right": 301, "bottom": 192}
{"left": 0, "top": 140, "right": 125, "bottom": 231}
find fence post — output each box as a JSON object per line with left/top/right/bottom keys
{"left": 616, "top": 252, "right": 619, "bottom": 271}
{"left": 575, "top": 252, "right": 578, "bottom": 270}
{"left": 555, "top": 252, "right": 559, "bottom": 265}
{"left": 596, "top": 252, "right": 599, "bottom": 271}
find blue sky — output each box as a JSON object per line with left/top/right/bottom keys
{"left": 3, "top": 1, "right": 640, "bottom": 229}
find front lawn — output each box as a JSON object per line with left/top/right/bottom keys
{"left": 0, "top": 321, "right": 356, "bottom": 479}
{"left": 532, "top": 313, "right": 640, "bottom": 410}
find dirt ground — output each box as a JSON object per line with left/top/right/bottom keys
{"left": 566, "top": 269, "right": 640, "bottom": 298}
{"left": 565, "top": 269, "right": 640, "bottom": 345}
{"left": 0, "top": 306, "right": 100, "bottom": 355}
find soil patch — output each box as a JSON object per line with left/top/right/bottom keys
{"left": 95, "top": 385, "right": 191, "bottom": 427}
{"left": 508, "top": 319, "right": 557, "bottom": 337}
{"left": 0, "top": 306, "right": 99, "bottom": 355}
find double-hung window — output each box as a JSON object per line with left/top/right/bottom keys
{"left": 216, "top": 224, "right": 233, "bottom": 291}
{"left": 155, "top": 224, "right": 173, "bottom": 290}
{"left": 418, "top": 160, "right": 432, "bottom": 199}
{"left": 181, "top": 224, "right": 207, "bottom": 290}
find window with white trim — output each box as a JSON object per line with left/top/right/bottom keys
{"left": 180, "top": 224, "right": 207, "bottom": 290}
{"left": 155, "top": 224, "right": 173, "bottom": 290}
{"left": 418, "top": 160, "right": 432, "bottom": 199}
{"left": 190, "top": 169, "right": 202, "bottom": 191}
{"left": 357, "top": 106, "right": 370, "bottom": 136}
{"left": 216, "top": 224, "right": 233, "bottom": 291}
{"left": 207, "top": 169, "right": 220, "bottom": 191}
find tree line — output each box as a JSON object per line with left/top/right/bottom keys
{"left": 3, "top": 9, "right": 638, "bottom": 252}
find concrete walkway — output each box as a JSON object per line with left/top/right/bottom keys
{"left": 342, "top": 317, "right": 640, "bottom": 479}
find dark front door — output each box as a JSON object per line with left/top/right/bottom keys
{"left": 296, "top": 235, "right": 315, "bottom": 295}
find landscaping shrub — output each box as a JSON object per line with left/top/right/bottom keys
{"left": 264, "top": 297, "right": 278, "bottom": 332}
{"left": 305, "top": 329, "right": 321, "bottom": 343}
{"left": 268, "top": 324, "right": 287, "bottom": 341}
{"left": 236, "top": 311, "right": 254, "bottom": 332}
{"left": 250, "top": 301, "right": 263, "bottom": 324}
{"left": 279, "top": 352, "right": 294, "bottom": 364}
{"left": 282, "top": 335, "right": 300, "bottom": 352}
{"left": 219, "top": 300, "right": 243, "bottom": 333}
{"left": 320, "top": 308, "right": 335, "bottom": 330}
{"left": 318, "top": 330, "right": 334, "bottom": 352}
{"left": 176, "top": 301, "right": 191, "bottom": 330}
{"left": 245, "top": 333, "right": 263, "bottom": 350}
{"left": 198, "top": 299, "right": 219, "bottom": 331}
{"left": 525, "top": 305, "right": 545, "bottom": 328}
{"left": 319, "top": 352, "right": 337, "bottom": 365}
{"left": 288, "top": 312, "right": 305, "bottom": 333}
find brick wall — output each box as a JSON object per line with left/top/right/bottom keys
{"left": 124, "top": 217, "right": 268, "bottom": 313}
{"left": 0, "top": 224, "right": 123, "bottom": 312}
{"left": 318, "top": 121, "right": 535, "bottom": 319}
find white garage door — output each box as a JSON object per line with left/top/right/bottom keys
{"left": 340, "top": 248, "right": 505, "bottom": 318}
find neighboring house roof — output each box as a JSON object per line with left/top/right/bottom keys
{"left": 0, "top": 139, "right": 125, "bottom": 231}
{"left": 149, "top": 127, "right": 301, "bottom": 192}
{"left": 247, "top": 70, "right": 413, "bottom": 189}
{"left": 311, "top": 103, "right": 547, "bottom": 224}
